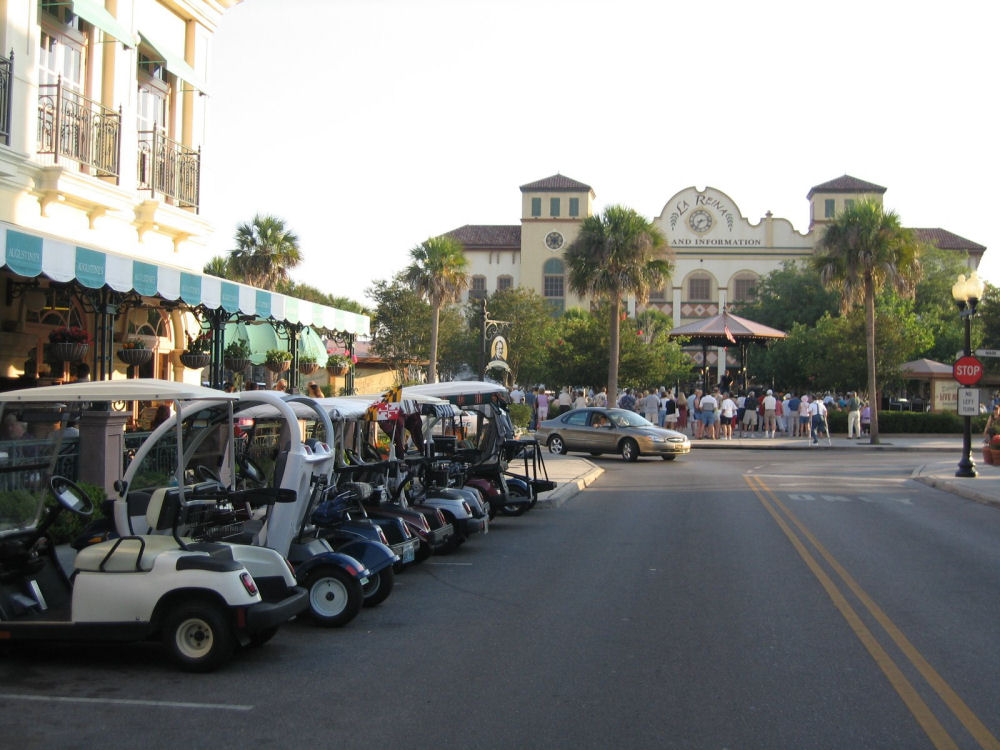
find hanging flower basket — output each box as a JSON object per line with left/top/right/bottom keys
{"left": 265, "top": 360, "right": 290, "bottom": 373}
{"left": 118, "top": 348, "right": 154, "bottom": 367}
{"left": 326, "top": 363, "right": 349, "bottom": 376}
{"left": 179, "top": 352, "right": 211, "bottom": 369}
{"left": 299, "top": 362, "right": 319, "bottom": 375}
{"left": 224, "top": 357, "right": 252, "bottom": 373}
{"left": 49, "top": 342, "right": 89, "bottom": 362}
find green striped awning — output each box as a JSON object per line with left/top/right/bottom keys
{"left": 1, "top": 222, "right": 369, "bottom": 337}
{"left": 72, "top": 0, "right": 136, "bottom": 47}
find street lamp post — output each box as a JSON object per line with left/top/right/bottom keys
{"left": 952, "top": 271, "right": 985, "bottom": 478}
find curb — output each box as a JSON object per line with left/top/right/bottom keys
{"left": 536, "top": 463, "right": 605, "bottom": 508}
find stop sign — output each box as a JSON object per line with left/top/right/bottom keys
{"left": 954, "top": 355, "right": 984, "bottom": 385}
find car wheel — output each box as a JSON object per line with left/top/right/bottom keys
{"left": 548, "top": 435, "right": 568, "bottom": 455}
{"left": 306, "top": 566, "right": 363, "bottom": 627}
{"left": 162, "top": 600, "right": 235, "bottom": 672}
{"left": 620, "top": 438, "right": 639, "bottom": 462}
{"left": 662, "top": 454, "right": 677, "bottom": 461}
{"left": 362, "top": 566, "right": 394, "bottom": 608}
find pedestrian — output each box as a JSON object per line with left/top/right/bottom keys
{"left": 558, "top": 387, "right": 573, "bottom": 410}
{"left": 510, "top": 384, "right": 525, "bottom": 404}
{"left": 688, "top": 389, "right": 702, "bottom": 439}
{"left": 526, "top": 386, "right": 538, "bottom": 430}
{"left": 593, "top": 386, "right": 608, "bottom": 408}
{"left": 798, "top": 395, "right": 811, "bottom": 438}
{"left": 787, "top": 393, "right": 801, "bottom": 437}
{"left": 742, "top": 390, "right": 758, "bottom": 437}
{"left": 643, "top": 390, "right": 659, "bottom": 424}
{"left": 762, "top": 389, "right": 777, "bottom": 438}
{"left": 809, "top": 395, "right": 829, "bottom": 445}
{"left": 720, "top": 391, "right": 737, "bottom": 440}
{"left": 846, "top": 391, "right": 862, "bottom": 439}
{"left": 677, "top": 390, "right": 688, "bottom": 431}
{"left": 306, "top": 381, "right": 323, "bottom": 398}
{"left": 573, "top": 389, "right": 589, "bottom": 410}
{"left": 663, "top": 390, "right": 678, "bottom": 429}
{"left": 619, "top": 388, "right": 637, "bottom": 412}
{"left": 861, "top": 402, "right": 871, "bottom": 434}
{"left": 274, "top": 378, "right": 287, "bottom": 392}
{"left": 699, "top": 389, "right": 719, "bottom": 440}
{"left": 778, "top": 393, "right": 789, "bottom": 436}
{"left": 536, "top": 388, "right": 550, "bottom": 423}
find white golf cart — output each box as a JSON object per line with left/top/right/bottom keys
{"left": 0, "top": 380, "right": 307, "bottom": 672}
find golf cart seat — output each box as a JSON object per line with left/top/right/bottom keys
{"left": 75, "top": 487, "right": 190, "bottom": 572}
{"left": 74, "top": 535, "right": 183, "bottom": 573}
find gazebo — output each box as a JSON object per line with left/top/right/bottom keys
{"left": 668, "top": 308, "right": 786, "bottom": 392}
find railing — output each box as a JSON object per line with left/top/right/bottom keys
{"left": 0, "top": 50, "right": 13, "bottom": 146}
{"left": 137, "top": 128, "right": 200, "bottom": 211}
{"left": 0, "top": 438, "right": 78, "bottom": 491}
{"left": 37, "top": 79, "right": 121, "bottom": 180}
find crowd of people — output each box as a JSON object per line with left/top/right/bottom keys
{"left": 510, "top": 382, "right": 871, "bottom": 444}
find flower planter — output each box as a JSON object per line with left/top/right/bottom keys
{"left": 49, "top": 342, "right": 89, "bottom": 362}
{"left": 299, "top": 363, "right": 319, "bottom": 375}
{"left": 117, "top": 348, "right": 153, "bottom": 367}
{"left": 179, "top": 352, "right": 211, "bottom": 369}
{"left": 224, "top": 357, "right": 251, "bottom": 373}
{"left": 990, "top": 447, "right": 1000, "bottom": 466}
{"left": 327, "top": 364, "right": 349, "bottom": 376}
{"left": 265, "top": 360, "right": 290, "bottom": 373}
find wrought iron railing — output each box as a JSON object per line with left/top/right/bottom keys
{"left": 137, "top": 128, "right": 200, "bottom": 210}
{"left": 37, "top": 79, "right": 121, "bottom": 179}
{"left": 0, "top": 50, "right": 13, "bottom": 146}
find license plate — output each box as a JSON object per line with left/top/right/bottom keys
{"left": 401, "top": 545, "right": 415, "bottom": 564}
{"left": 359, "top": 576, "right": 369, "bottom": 586}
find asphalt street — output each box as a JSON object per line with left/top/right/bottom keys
{"left": 2, "top": 448, "right": 999, "bottom": 749}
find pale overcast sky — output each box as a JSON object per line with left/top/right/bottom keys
{"left": 200, "top": 0, "right": 1000, "bottom": 307}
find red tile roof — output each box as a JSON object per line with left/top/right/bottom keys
{"left": 519, "top": 174, "right": 593, "bottom": 193}
{"left": 912, "top": 228, "right": 986, "bottom": 252}
{"left": 807, "top": 175, "right": 887, "bottom": 198}
{"left": 444, "top": 224, "right": 521, "bottom": 248}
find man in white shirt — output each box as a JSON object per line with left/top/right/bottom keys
{"left": 762, "top": 389, "right": 777, "bottom": 438}
{"left": 699, "top": 389, "right": 719, "bottom": 440}
{"left": 808, "top": 396, "right": 829, "bottom": 445}
{"left": 593, "top": 387, "right": 608, "bottom": 408}
{"left": 509, "top": 385, "right": 524, "bottom": 404}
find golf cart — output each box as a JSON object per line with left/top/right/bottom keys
{"left": 0, "top": 380, "right": 307, "bottom": 672}
{"left": 119, "top": 391, "right": 384, "bottom": 627}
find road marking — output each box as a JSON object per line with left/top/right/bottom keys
{"left": 426, "top": 562, "right": 473, "bottom": 566}
{"left": 746, "top": 475, "right": 1000, "bottom": 750}
{"left": 786, "top": 493, "right": 912, "bottom": 506}
{"left": 0, "top": 693, "right": 253, "bottom": 711}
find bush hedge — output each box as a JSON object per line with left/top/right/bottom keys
{"left": 509, "top": 403, "right": 532, "bottom": 429}
{"left": 824, "top": 409, "right": 974, "bottom": 434}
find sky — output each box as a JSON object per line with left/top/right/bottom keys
{"left": 200, "top": 0, "right": 1000, "bottom": 309}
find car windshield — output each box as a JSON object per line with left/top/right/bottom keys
{"left": 607, "top": 409, "right": 654, "bottom": 428}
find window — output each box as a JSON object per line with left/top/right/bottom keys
{"left": 137, "top": 50, "right": 171, "bottom": 133}
{"left": 543, "top": 258, "right": 564, "bottom": 297}
{"left": 566, "top": 411, "right": 589, "bottom": 426}
{"left": 732, "top": 274, "right": 758, "bottom": 303}
{"left": 550, "top": 198, "right": 560, "bottom": 217}
{"left": 824, "top": 199, "right": 835, "bottom": 218}
{"left": 844, "top": 199, "right": 855, "bottom": 210}
{"left": 649, "top": 287, "right": 666, "bottom": 302}
{"left": 531, "top": 197, "right": 541, "bottom": 217}
{"left": 469, "top": 275, "right": 487, "bottom": 301}
{"left": 688, "top": 276, "right": 711, "bottom": 301}
{"left": 38, "top": 3, "right": 86, "bottom": 92}
{"left": 497, "top": 275, "right": 513, "bottom": 292}
{"left": 569, "top": 197, "right": 579, "bottom": 217}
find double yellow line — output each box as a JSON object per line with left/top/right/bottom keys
{"left": 744, "top": 474, "right": 999, "bottom": 750}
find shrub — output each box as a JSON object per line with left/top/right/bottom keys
{"left": 826, "top": 409, "right": 964, "bottom": 434}
{"left": 509, "top": 403, "right": 531, "bottom": 429}
{"left": 48, "top": 481, "right": 107, "bottom": 545}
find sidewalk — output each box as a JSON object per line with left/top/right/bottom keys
{"left": 534, "top": 434, "right": 1000, "bottom": 510}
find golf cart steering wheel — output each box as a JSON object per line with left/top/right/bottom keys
{"left": 196, "top": 464, "right": 221, "bottom": 483}
{"left": 49, "top": 475, "right": 94, "bottom": 517}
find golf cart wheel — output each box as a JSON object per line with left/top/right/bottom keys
{"left": 620, "top": 438, "right": 639, "bottom": 462}
{"left": 500, "top": 483, "right": 531, "bottom": 517}
{"left": 162, "top": 601, "right": 235, "bottom": 672}
{"left": 362, "top": 566, "right": 394, "bottom": 608}
{"left": 305, "top": 566, "right": 362, "bottom": 627}
{"left": 547, "top": 435, "right": 567, "bottom": 455}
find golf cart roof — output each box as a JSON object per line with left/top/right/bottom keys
{"left": 403, "top": 381, "right": 508, "bottom": 406}
{"left": 348, "top": 392, "right": 459, "bottom": 418}
{"left": 0, "top": 378, "right": 238, "bottom": 403}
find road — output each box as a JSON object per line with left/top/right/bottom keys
{"left": 3, "top": 449, "right": 1000, "bottom": 749}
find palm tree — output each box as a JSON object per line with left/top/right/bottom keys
{"left": 813, "top": 200, "right": 921, "bottom": 444}
{"left": 565, "top": 205, "right": 671, "bottom": 403}
{"left": 229, "top": 214, "right": 302, "bottom": 290}
{"left": 402, "top": 235, "right": 469, "bottom": 383}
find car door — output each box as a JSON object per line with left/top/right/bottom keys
{"left": 559, "top": 409, "right": 592, "bottom": 452}
{"left": 587, "top": 410, "right": 617, "bottom": 453}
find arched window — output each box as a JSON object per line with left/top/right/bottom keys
{"left": 731, "top": 272, "right": 759, "bottom": 304}
{"left": 687, "top": 273, "right": 713, "bottom": 301}
{"left": 543, "top": 258, "right": 564, "bottom": 315}
{"left": 469, "top": 275, "right": 487, "bottom": 301}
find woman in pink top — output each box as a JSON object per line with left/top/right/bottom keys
{"left": 536, "top": 390, "right": 550, "bottom": 422}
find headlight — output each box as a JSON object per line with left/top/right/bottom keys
{"left": 668, "top": 437, "right": 686, "bottom": 443}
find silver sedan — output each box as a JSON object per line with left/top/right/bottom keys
{"left": 535, "top": 407, "right": 691, "bottom": 461}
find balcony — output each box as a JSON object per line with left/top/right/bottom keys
{"left": 37, "top": 80, "right": 121, "bottom": 180}
{"left": 137, "top": 129, "right": 200, "bottom": 211}
{"left": 0, "top": 50, "right": 12, "bottom": 146}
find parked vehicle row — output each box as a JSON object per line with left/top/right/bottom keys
{"left": 0, "top": 379, "right": 553, "bottom": 672}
